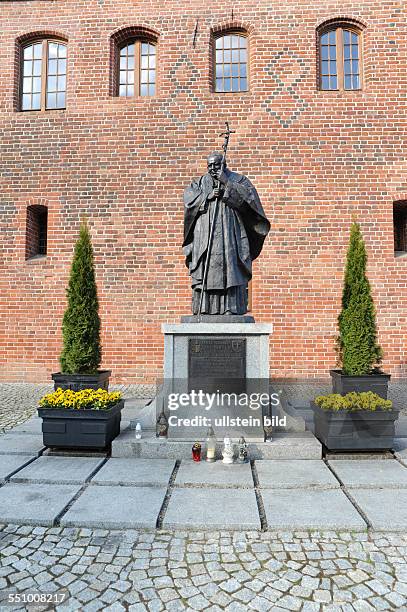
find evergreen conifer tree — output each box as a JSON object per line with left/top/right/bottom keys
{"left": 337, "top": 222, "right": 383, "bottom": 375}
{"left": 60, "top": 221, "right": 101, "bottom": 374}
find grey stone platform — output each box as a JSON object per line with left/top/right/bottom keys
{"left": 112, "top": 431, "right": 322, "bottom": 459}
{"left": 0, "top": 451, "right": 407, "bottom": 531}
{"left": 3, "top": 410, "right": 407, "bottom": 532}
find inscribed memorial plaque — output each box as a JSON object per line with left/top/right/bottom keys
{"left": 188, "top": 337, "right": 246, "bottom": 393}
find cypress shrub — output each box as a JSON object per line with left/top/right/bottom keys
{"left": 60, "top": 221, "right": 101, "bottom": 374}
{"left": 336, "top": 222, "right": 383, "bottom": 375}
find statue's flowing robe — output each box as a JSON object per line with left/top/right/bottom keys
{"left": 183, "top": 169, "right": 270, "bottom": 315}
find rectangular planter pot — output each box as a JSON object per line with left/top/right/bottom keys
{"left": 52, "top": 370, "right": 111, "bottom": 392}
{"left": 312, "top": 401, "right": 399, "bottom": 451}
{"left": 38, "top": 399, "right": 124, "bottom": 449}
{"left": 330, "top": 369, "right": 390, "bottom": 399}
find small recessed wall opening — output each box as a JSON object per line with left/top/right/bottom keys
{"left": 26, "top": 205, "right": 48, "bottom": 259}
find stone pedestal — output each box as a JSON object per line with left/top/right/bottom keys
{"left": 161, "top": 322, "right": 273, "bottom": 442}
{"left": 163, "top": 322, "right": 272, "bottom": 379}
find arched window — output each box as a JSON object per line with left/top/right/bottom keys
{"left": 319, "top": 24, "right": 362, "bottom": 91}
{"left": 214, "top": 32, "right": 248, "bottom": 93}
{"left": 26, "top": 205, "right": 48, "bottom": 259}
{"left": 118, "top": 39, "right": 156, "bottom": 97}
{"left": 21, "top": 39, "right": 67, "bottom": 111}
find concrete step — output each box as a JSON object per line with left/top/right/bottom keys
{"left": 111, "top": 430, "right": 322, "bottom": 460}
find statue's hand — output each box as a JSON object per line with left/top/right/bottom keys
{"left": 210, "top": 186, "right": 224, "bottom": 200}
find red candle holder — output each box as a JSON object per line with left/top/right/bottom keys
{"left": 192, "top": 442, "right": 201, "bottom": 462}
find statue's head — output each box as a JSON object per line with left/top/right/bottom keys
{"left": 207, "top": 152, "right": 226, "bottom": 179}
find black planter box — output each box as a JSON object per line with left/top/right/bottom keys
{"left": 330, "top": 369, "right": 390, "bottom": 399}
{"left": 38, "top": 399, "right": 124, "bottom": 449}
{"left": 52, "top": 370, "right": 111, "bottom": 392}
{"left": 312, "top": 401, "right": 399, "bottom": 451}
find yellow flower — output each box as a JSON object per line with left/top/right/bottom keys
{"left": 39, "top": 388, "right": 122, "bottom": 410}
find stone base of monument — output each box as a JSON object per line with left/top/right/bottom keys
{"left": 118, "top": 397, "right": 319, "bottom": 458}
{"left": 159, "top": 321, "right": 273, "bottom": 441}
{"left": 112, "top": 318, "right": 323, "bottom": 457}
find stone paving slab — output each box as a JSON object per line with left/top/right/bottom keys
{"left": 7, "top": 416, "right": 43, "bottom": 435}
{"left": 0, "top": 482, "right": 81, "bottom": 525}
{"left": 255, "top": 459, "right": 339, "bottom": 489}
{"left": 0, "top": 454, "right": 37, "bottom": 483}
{"left": 60, "top": 485, "right": 167, "bottom": 529}
{"left": 329, "top": 459, "right": 407, "bottom": 488}
{"left": 262, "top": 489, "right": 366, "bottom": 530}
{"left": 90, "top": 458, "right": 176, "bottom": 486}
{"left": 175, "top": 460, "right": 254, "bottom": 488}
{"left": 350, "top": 488, "right": 407, "bottom": 531}
{"left": 163, "top": 488, "right": 261, "bottom": 530}
{"left": 10, "top": 456, "right": 106, "bottom": 484}
{"left": 0, "top": 433, "right": 45, "bottom": 456}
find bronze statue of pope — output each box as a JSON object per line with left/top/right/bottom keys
{"left": 183, "top": 152, "right": 270, "bottom": 315}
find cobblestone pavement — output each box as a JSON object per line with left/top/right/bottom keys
{"left": 0, "top": 384, "right": 154, "bottom": 433}
{"left": 0, "top": 385, "right": 53, "bottom": 433}
{"left": 0, "top": 526, "right": 406, "bottom": 611}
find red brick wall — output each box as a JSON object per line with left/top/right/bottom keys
{"left": 0, "top": 0, "right": 406, "bottom": 383}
